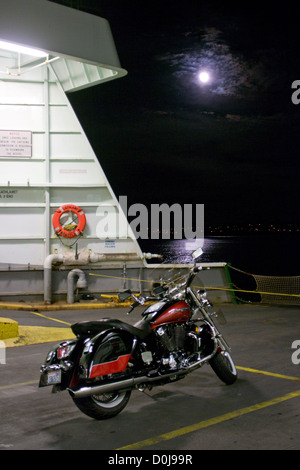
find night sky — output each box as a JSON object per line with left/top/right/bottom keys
{"left": 65, "top": 0, "right": 300, "bottom": 230}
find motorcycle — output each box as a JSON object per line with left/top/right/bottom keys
{"left": 39, "top": 247, "right": 237, "bottom": 420}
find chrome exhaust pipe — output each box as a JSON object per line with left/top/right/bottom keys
{"left": 69, "top": 370, "right": 180, "bottom": 399}
{"left": 68, "top": 344, "right": 218, "bottom": 399}
{"left": 68, "top": 377, "right": 142, "bottom": 399}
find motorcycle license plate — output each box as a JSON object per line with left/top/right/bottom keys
{"left": 46, "top": 370, "right": 61, "bottom": 385}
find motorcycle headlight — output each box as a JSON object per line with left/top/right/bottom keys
{"left": 197, "top": 289, "right": 207, "bottom": 298}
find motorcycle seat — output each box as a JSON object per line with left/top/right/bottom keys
{"left": 71, "top": 318, "right": 151, "bottom": 340}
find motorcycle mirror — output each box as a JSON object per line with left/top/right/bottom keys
{"left": 118, "top": 289, "right": 132, "bottom": 302}
{"left": 192, "top": 247, "right": 203, "bottom": 260}
{"left": 193, "top": 266, "right": 202, "bottom": 273}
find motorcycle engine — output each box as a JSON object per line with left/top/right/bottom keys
{"left": 156, "top": 324, "right": 186, "bottom": 351}
{"left": 155, "top": 324, "right": 193, "bottom": 370}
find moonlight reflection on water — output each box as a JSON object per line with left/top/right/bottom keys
{"left": 140, "top": 234, "right": 300, "bottom": 276}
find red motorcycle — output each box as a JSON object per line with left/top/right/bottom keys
{"left": 39, "top": 248, "right": 237, "bottom": 420}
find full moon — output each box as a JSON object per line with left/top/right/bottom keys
{"left": 198, "top": 71, "right": 210, "bottom": 83}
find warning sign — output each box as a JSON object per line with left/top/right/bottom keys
{"left": 0, "top": 131, "right": 32, "bottom": 158}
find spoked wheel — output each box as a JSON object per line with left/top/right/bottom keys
{"left": 72, "top": 390, "right": 131, "bottom": 420}
{"left": 209, "top": 350, "right": 237, "bottom": 385}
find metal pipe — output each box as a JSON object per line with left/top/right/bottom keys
{"left": 44, "top": 251, "right": 160, "bottom": 304}
{"left": 89, "top": 253, "right": 141, "bottom": 263}
{"left": 43, "top": 254, "right": 63, "bottom": 304}
{"left": 67, "top": 268, "right": 87, "bottom": 304}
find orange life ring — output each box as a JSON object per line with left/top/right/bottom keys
{"left": 52, "top": 204, "right": 86, "bottom": 239}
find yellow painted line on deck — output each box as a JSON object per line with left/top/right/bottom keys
{"left": 117, "top": 389, "right": 300, "bottom": 450}
{"left": 236, "top": 366, "right": 300, "bottom": 382}
{"left": 0, "top": 380, "right": 38, "bottom": 391}
{"left": 28, "top": 310, "right": 72, "bottom": 326}
{"left": 3, "top": 325, "right": 75, "bottom": 347}
{"left": 2, "top": 365, "right": 297, "bottom": 393}
{"left": 2, "top": 311, "right": 74, "bottom": 347}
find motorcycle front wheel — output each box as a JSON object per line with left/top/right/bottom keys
{"left": 72, "top": 390, "right": 131, "bottom": 420}
{"left": 209, "top": 350, "right": 237, "bottom": 385}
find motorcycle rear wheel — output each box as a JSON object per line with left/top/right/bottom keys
{"left": 72, "top": 390, "right": 131, "bottom": 420}
{"left": 209, "top": 350, "right": 237, "bottom": 385}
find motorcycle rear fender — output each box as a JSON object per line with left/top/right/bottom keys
{"left": 39, "top": 338, "right": 82, "bottom": 389}
{"left": 78, "top": 330, "right": 135, "bottom": 380}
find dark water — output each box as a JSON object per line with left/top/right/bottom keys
{"left": 140, "top": 233, "right": 300, "bottom": 277}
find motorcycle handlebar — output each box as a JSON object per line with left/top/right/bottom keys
{"left": 126, "top": 264, "right": 209, "bottom": 314}
{"left": 127, "top": 300, "right": 140, "bottom": 314}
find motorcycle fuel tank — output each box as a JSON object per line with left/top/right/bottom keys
{"left": 150, "top": 301, "right": 190, "bottom": 329}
